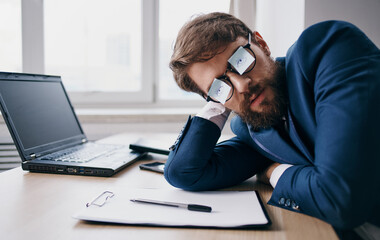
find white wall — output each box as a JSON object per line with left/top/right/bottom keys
{"left": 305, "top": 0, "right": 380, "bottom": 47}
{"left": 256, "top": 0, "right": 305, "bottom": 58}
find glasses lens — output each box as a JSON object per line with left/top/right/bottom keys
{"left": 228, "top": 46, "right": 256, "bottom": 75}
{"left": 207, "top": 78, "right": 233, "bottom": 104}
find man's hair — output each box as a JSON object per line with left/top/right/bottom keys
{"left": 169, "top": 12, "right": 254, "bottom": 97}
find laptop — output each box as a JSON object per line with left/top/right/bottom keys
{"left": 0, "top": 71, "right": 145, "bottom": 177}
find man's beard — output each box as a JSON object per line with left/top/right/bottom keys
{"left": 238, "top": 60, "right": 287, "bottom": 130}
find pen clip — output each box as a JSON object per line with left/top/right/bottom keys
{"left": 86, "top": 191, "right": 114, "bottom": 207}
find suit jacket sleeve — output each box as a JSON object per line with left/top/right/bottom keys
{"left": 268, "top": 21, "right": 380, "bottom": 229}
{"left": 164, "top": 116, "right": 272, "bottom": 191}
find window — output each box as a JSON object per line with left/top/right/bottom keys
{"left": 18, "top": 0, "right": 305, "bottom": 107}
{"left": 24, "top": 0, "right": 230, "bottom": 106}
{"left": 0, "top": 0, "right": 22, "bottom": 72}
{"left": 42, "top": 0, "right": 148, "bottom": 105}
{"left": 44, "top": 0, "right": 142, "bottom": 93}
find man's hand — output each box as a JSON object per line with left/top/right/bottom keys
{"left": 196, "top": 102, "right": 231, "bottom": 130}
{"left": 257, "top": 162, "right": 281, "bottom": 185}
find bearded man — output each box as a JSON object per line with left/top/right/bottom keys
{"left": 164, "top": 12, "right": 380, "bottom": 239}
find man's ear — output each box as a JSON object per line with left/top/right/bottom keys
{"left": 253, "top": 31, "right": 271, "bottom": 56}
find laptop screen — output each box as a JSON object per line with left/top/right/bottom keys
{"left": 0, "top": 74, "right": 84, "bottom": 153}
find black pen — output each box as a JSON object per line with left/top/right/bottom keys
{"left": 130, "top": 198, "right": 212, "bottom": 212}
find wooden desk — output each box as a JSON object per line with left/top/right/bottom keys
{"left": 0, "top": 133, "right": 338, "bottom": 240}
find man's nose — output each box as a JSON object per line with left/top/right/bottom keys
{"left": 226, "top": 71, "right": 252, "bottom": 94}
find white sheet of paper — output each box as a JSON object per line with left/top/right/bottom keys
{"left": 73, "top": 188, "right": 269, "bottom": 228}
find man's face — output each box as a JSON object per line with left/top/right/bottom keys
{"left": 187, "top": 33, "right": 287, "bottom": 129}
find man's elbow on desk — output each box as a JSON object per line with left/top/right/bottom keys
{"left": 164, "top": 153, "right": 207, "bottom": 191}
{"left": 164, "top": 167, "right": 208, "bottom": 191}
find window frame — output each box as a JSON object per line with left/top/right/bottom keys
{"left": 21, "top": 0, "right": 204, "bottom": 108}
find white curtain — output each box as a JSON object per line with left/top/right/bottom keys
{"left": 229, "top": 0, "right": 256, "bottom": 30}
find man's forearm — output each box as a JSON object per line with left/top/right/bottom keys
{"left": 164, "top": 115, "right": 272, "bottom": 191}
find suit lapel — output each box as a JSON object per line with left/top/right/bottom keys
{"left": 248, "top": 125, "right": 310, "bottom": 165}
{"left": 286, "top": 109, "right": 314, "bottom": 162}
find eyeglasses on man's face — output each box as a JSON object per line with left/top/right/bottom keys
{"left": 205, "top": 33, "right": 256, "bottom": 104}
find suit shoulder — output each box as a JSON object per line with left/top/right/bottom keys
{"left": 297, "top": 20, "right": 376, "bottom": 51}
{"left": 286, "top": 20, "right": 378, "bottom": 80}
{"left": 305, "top": 20, "right": 358, "bottom": 33}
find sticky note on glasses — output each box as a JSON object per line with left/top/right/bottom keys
{"left": 228, "top": 46, "right": 255, "bottom": 75}
{"left": 208, "top": 79, "right": 232, "bottom": 104}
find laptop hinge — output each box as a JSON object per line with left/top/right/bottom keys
{"left": 30, "top": 153, "right": 37, "bottom": 159}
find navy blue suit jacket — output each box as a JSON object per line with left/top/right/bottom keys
{"left": 164, "top": 21, "right": 380, "bottom": 229}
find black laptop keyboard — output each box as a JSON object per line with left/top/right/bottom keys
{"left": 39, "top": 143, "right": 122, "bottom": 163}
